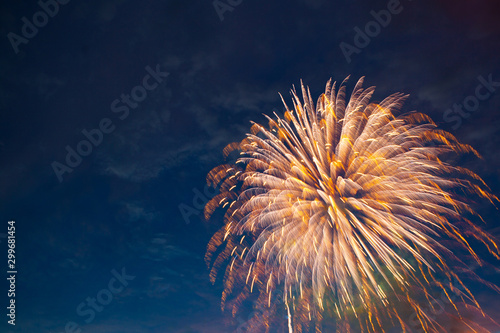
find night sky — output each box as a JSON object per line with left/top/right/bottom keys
{"left": 1, "top": 0, "right": 500, "bottom": 332}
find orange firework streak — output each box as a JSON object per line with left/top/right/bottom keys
{"left": 204, "top": 77, "right": 500, "bottom": 332}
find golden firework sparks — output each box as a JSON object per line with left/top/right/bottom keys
{"left": 204, "top": 77, "right": 500, "bottom": 332}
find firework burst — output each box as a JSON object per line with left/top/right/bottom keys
{"left": 204, "top": 77, "right": 500, "bottom": 332}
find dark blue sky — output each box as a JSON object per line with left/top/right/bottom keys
{"left": 1, "top": 0, "right": 500, "bottom": 332}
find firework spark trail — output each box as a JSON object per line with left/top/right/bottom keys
{"left": 204, "top": 77, "right": 500, "bottom": 332}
